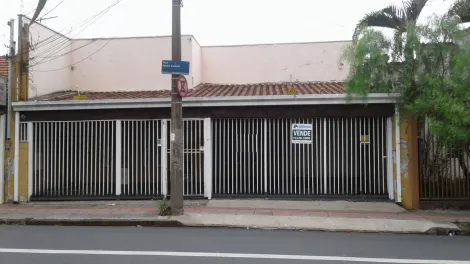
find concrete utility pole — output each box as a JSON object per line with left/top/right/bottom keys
{"left": 170, "top": 0, "right": 184, "bottom": 215}
{"left": 6, "top": 18, "right": 15, "bottom": 138}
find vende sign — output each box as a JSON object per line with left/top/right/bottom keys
{"left": 291, "top": 123, "right": 313, "bottom": 144}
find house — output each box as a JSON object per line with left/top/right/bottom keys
{"left": 5, "top": 16, "right": 415, "bottom": 208}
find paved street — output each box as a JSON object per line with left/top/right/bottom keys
{"left": 0, "top": 226, "right": 469, "bottom": 263}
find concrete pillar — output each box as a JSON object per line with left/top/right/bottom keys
{"left": 399, "top": 113, "right": 420, "bottom": 210}
{"left": 393, "top": 111, "right": 420, "bottom": 210}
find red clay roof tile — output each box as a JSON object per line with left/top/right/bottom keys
{"left": 0, "top": 57, "right": 8, "bottom": 77}
{"left": 31, "top": 82, "right": 345, "bottom": 101}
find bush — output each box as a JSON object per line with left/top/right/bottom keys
{"left": 157, "top": 200, "right": 172, "bottom": 216}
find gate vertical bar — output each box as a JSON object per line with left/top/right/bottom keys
{"left": 342, "top": 118, "right": 345, "bottom": 194}
{"left": 74, "top": 123, "right": 77, "bottom": 195}
{"left": 27, "top": 122, "right": 33, "bottom": 201}
{"left": 323, "top": 118, "right": 328, "bottom": 194}
{"left": 318, "top": 118, "right": 322, "bottom": 194}
{"left": 115, "top": 120, "right": 122, "bottom": 196}
{"left": 0, "top": 115, "right": 4, "bottom": 204}
{"left": 98, "top": 122, "right": 102, "bottom": 196}
{"left": 161, "top": 120, "right": 168, "bottom": 197}
{"left": 52, "top": 123, "right": 56, "bottom": 196}
{"left": 368, "top": 118, "right": 372, "bottom": 194}
{"left": 263, "top": 119, "right": 268, "bottom": 194}
{"left": 204, "top": 118, "right": 212, "bottom": 199}
{"left": 221, "top": 120, "right": 225, "bottom": 194}
{"left": 278, "top": 119, "right": 281, "bottom": 194}
{"left": 35, "top": 123, "right": 39, "bottom": 197}
{"left": 230, "top": 120, "right": 234, "bottom": 194}
{"left": 139, "top": 121, "right": 143, "bottom": 195}
{"left": 387, "top": 117, "right": 394, "bottom": 200}
{"left": 373, "top": 118, "right": 376, "bottom": 194}
{"left": 235, "top": 119, "right": 238, "bottom": 194}
{"left": 58, "top": 123, "right": 62, "bottom": 196}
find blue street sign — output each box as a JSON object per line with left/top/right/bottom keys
{"left": 161, "top": 60, "right": 190, "bottom": 75}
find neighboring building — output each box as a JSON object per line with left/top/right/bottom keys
{"left": 8, "top": 16, "right": 402, "bottom": 205}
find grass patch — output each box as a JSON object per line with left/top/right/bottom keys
{"left": 457, "top": 222, "right": 470, "bottom": 231}
{"left": 157, "top": 200, "right": 172, "bottom": 216}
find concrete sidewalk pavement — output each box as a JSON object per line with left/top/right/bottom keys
{"left": 0, "top": 200, "right": 469, "bottom": 235}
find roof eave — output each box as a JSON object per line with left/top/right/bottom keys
{"left": 12, "top": 93, "right": 399, "bottom": 112}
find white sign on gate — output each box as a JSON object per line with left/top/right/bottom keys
{"left": 291, "top": 123, "right": 313, "bottom": 144}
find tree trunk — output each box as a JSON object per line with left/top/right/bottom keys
{"left": 456, "top": 148, "right": 470, "bottom": 179}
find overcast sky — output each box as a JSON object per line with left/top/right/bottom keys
{"left": 0, "top": 0, "right": 455, "bottom": 54}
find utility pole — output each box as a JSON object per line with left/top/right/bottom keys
{"left": 170, "top": 0, "right": 184, "bottom": 215}
{"left": 6, "top": 18, "right": 15, "bottom": 138}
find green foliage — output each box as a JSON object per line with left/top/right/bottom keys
{"left": 157, "top": 200, "right": 172, "bottom": 216}
{"left": 342, "top": 15, "right": 470, "bottom": 145}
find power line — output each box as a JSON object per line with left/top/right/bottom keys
{"left": 33, "top": 0, "right": 123, "bottom": 49}
{"left": 30, "top": 39, "right": 96, "bottom": 66}
{"left": 39, "top": 0, "right": 66, "bottom": 20}
{"left": 32, "top": 39, "right": 112, "bottom": 72}
{"left": 31, "top": 0, "right": 123, "bottom": 64}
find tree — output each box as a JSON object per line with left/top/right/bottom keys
{"left": 448, "top": 0, "right": 470, "bottom": 23}
{"left": 342, "top": 15, "right": 470, "bottom": 177}
{"left": 352, "top": 0, "right": 430, "bottom": 57}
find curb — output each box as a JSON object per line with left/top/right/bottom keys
{"left": 0, "top": 218, "right": 183, "bottom": 227}
{"left": 426, "top": 227, "right": 463, "bottom": 236}
{"left": 0, "top": 218, "right": 466, "bottom": 236}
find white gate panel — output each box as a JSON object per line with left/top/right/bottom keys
{"left": 325, "top": 117, "right": 388, "bottom": 195}
{"left": 121, "top": 120, "right": 162, "bottom": 197}
{"left": 213, "top": 117, "right": 388, "bottom": 197}
{"left": 267, "top": 118, "right": 324, "bottom": 195}
{"left": 32, "top": 121, "right": 116, "bottom": 198}
{"left": 212, "top": 119, "right": 264, "bottom": 195}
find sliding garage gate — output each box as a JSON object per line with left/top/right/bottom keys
{"left": 30, "top": 121, "right": 117, "bottom": 199}
{"left": 212, "top": 117, "right": 389, "bottom": 197}
{"left": 29, "top": 119, "right": 205, "bottom": 200}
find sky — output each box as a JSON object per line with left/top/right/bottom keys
{"left": 0, "top": 0, "right": 456, "bottom": 55}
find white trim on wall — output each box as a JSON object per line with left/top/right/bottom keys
{"left": 13, "top": 93, "right": 399, "bottom": 112}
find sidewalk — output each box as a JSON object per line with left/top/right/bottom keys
{"left": 0, "top": 199, "right": 469, "bottom": 235}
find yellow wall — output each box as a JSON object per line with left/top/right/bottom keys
{"left": 19, "top": 142, "right": 29, "bottom": 201}
{"left": 399, "top": 113, "right": 420, "bottom": 210}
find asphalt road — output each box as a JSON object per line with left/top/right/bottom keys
{"left": 0, "top": 226, "right": 469, "bottom": 264}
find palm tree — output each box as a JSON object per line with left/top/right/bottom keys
{"left": 448, "top": 0, "right": 470, "bottom": 24}
{"left": 30, "top": 0, "right": 48, "bottom": 25}
{"left": 352, "top": 0, "right": 430, "bottom": 43}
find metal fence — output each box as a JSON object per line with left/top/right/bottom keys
{"left": 28, "top": 117, "right": 390, "bottom": 200}
{"left": 419, "top": 130, "right": 470, "bottom": 201}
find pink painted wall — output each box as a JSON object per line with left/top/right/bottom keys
{"left": 27, "top": 20, "right": 349, "bottom": 98}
